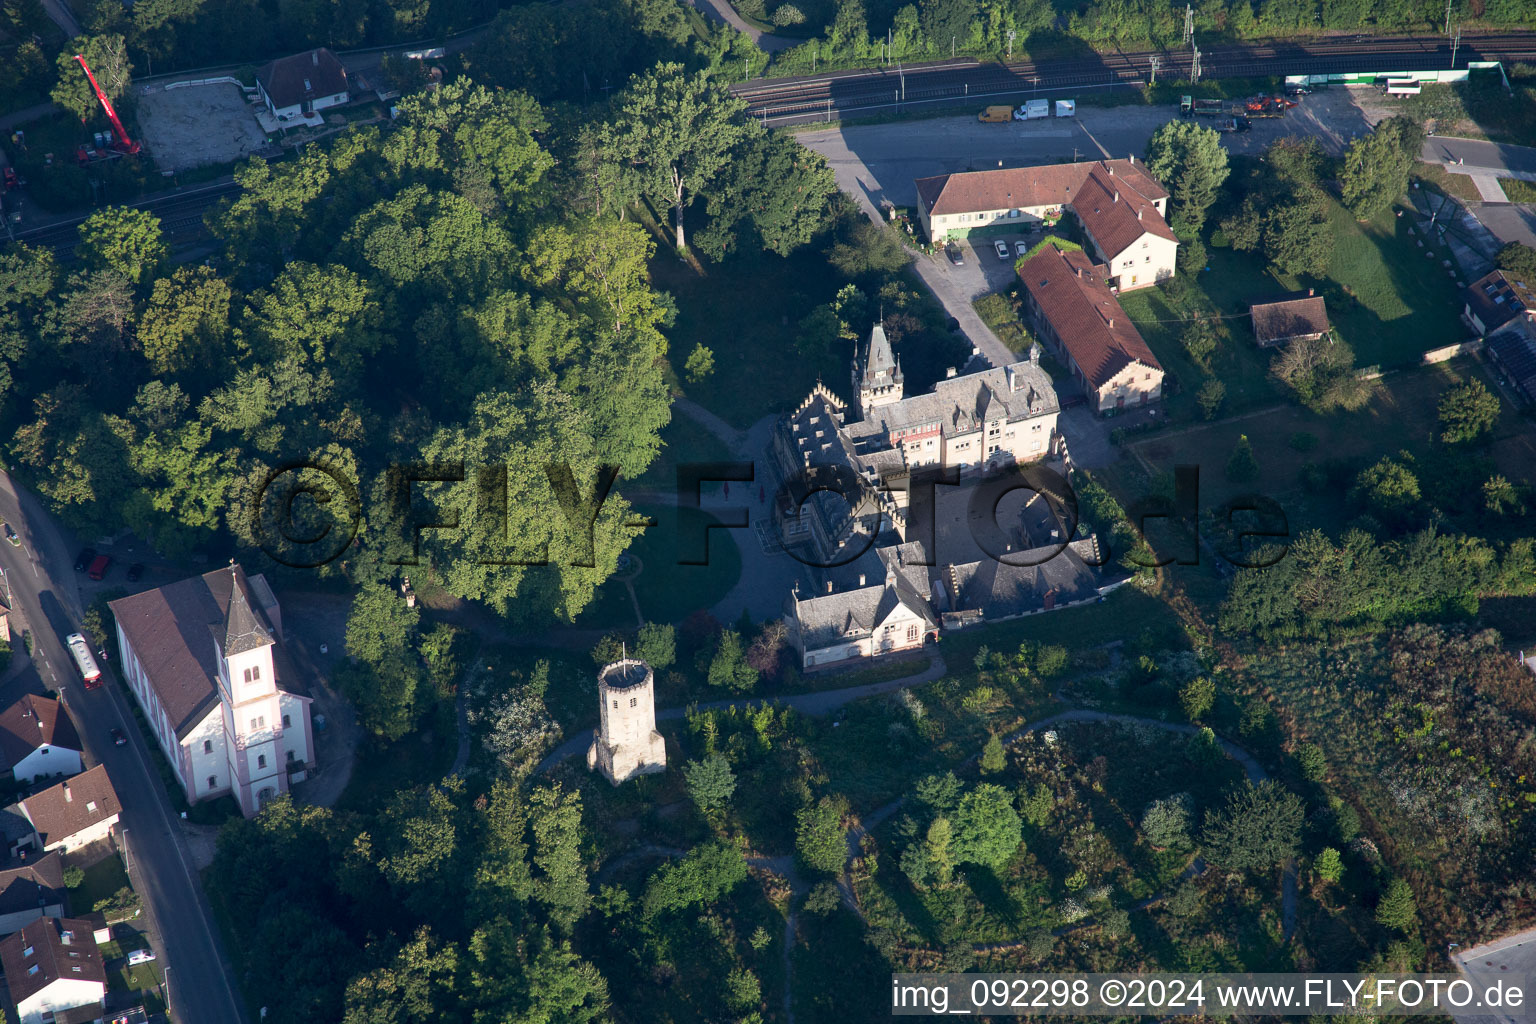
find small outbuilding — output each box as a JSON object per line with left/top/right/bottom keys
{"left": 1250, "top": 292, "right": 1330, "bottom": 348}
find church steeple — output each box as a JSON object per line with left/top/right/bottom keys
{"left": 223, "top": 566, "right": 273, "bottom": 658}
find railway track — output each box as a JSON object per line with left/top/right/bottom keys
{"left": 731, "top": 31, "right": 1536, "bottom": 123}
{"left": 8, "top": 179, "right": 240, "bottom": 256}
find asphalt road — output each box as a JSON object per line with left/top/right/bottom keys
{"left": 1423, "top": 136, "right": 1536, "bottom": 177}
{"left": 1452, "top": 926, "right": 1536, "bottom": 1024}
{"left": 0, "top": 472, "right": 249, "bottom": 1024}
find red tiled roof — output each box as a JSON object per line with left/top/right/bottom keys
{"left": 0, "top": 916, "right": 106, "bottom": 1006}
{"left": 0, "top": 696, "right": 81, "bottom": 770}
{"left": 1017, "top": 244, "right": 1162, "bottom": 390}
{"left": 1072, "top": 164, "right": 1178, "bottom": 258}
{"left": 915, "top": 159, "right": 1168, "bottom": 220}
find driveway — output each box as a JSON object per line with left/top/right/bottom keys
{"left": 0, "top": 473, "right": 248, "bottom": 1024}
{"left": 1451, "top": 926, "right": 1536, "bottom": 1024}
{"left": 1469, "top": 203, "right": 1536, "bottom": 251}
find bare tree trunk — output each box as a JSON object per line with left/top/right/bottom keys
{"left": 672, "top": 168, "right": 686, "bottom": 251}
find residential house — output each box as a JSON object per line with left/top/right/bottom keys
{"left": 914, "top": 158, "right": 1177, "bottom": 289}
{"left": 1463, "top": 268, "right": 1534, "bottom": 336}
{"left": 1017, "top": 243, "right": 1165, "bottom": 414}
{"left": 255, "top": 47, "right": 349, "bottom": 121}
{"left": 0, "top": 852, "right": 65, "bottom": 936}
{"left": 0, "top": 696, "right": 82, "bottom": 786}
{"left": 4, "top": 766, "right": 121, "bottom": 855}
{"left": 785, "top": 545, "right": 939, "bottom": 670}
{"left": 1485, "top": 319, "right": 1536, "bottom": 405}
{"left": 109, "top": 565, "right": 315, "bottom": 818}
{"left": 1250, "top": 291, "right": 1330, "bottom": 348}
{"left": 0, "top": 591, "right": 9, "bottom": 644}
{"left": 0, "top": 917, "right": 106, "bottom": 1024}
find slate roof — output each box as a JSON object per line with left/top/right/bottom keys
{"left": 943, "top": 540, "right": 1100, "bottom": 620}
{"left": 915, "top": 159, "right": 1167, "bottom": 219}
{"left": 109, "top": 566, "right": 279, "bottom": 741}
{"left": 790, "top": 546, "right": 937, "bottom": 653}
{"left": 256, "top": 47, "right": 348, "bottom": 110}
{"left": 1250, "top": 295, "right": 1330, "bottom": 346}
{"left": 0, "top": 850, "right": 64, "bottom": 922}
{"left": 1071, "top": 163, "right": 1178, "bottom": 258}
{"left": 858, "top": 323, "right": 902, "bottom": 391}
{"left": 1465, "top": 269, "right": 1535, "bottom": 334}
{"left": 1017, "top": 244, "right": 1162, "bottom": 390}
{"left": 18, "top": 766, "right": 120, "bottom": 849}
{"left": 0, "top": 696, "right": 81, "bottom": 770}
{"left": 848, "top": 359, "right": 1058, "bottom": 443}
{"left": 0, "top": 916, "right": 105, "bottom": 1006}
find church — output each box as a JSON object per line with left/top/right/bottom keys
{"left": 109, "top": 565, "right": 315, "bottom": 818}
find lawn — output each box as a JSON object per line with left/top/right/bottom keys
{"left": 68, "top": 853, "right": 130, "bottom": 916}
{"left": 1124, "top": 358, "right": 1526, "bottom": 535}
{"left": 629, "top": 410, "right": 737, "bottom": 492}
{"left": 575, "top": 502, "right": 744, "bottom": 629}
{"left": 651, "top": 243, "right": 848, "bottom": 430}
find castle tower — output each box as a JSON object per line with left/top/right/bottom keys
{"left": 586, "top": 658, "right": 666, "bottom": 785}
{"left": 853, "top": 322, "right": 903, "bottom": 417}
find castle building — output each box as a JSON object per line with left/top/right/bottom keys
{"left": 587, "top": 659, "right": 666, "bottom": 785}
{"left": 108, "top": 565, "right": 315, "bottom": 818}
{"left": 853, "top": 322, "right": 904, "bottom": 415}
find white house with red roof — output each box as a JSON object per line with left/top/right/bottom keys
{"left": 108, "top": 566, "right": 314, "bottom": 817}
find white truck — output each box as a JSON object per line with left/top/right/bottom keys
{"left": 1055, "top": 99, "right": 1076, "bottom": 117}
{"left": 1015, "top": 98, "right": 1050, "bottom": 120}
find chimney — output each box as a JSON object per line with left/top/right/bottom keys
{"left": 1114, "top": 191, "right": 1120, "bottom": 203}
{"left": 1108, "top": 164, "right": 1115, "bottom": 175}
{"left": 826, "top": 580, "right": 834, "bottom": 594}
{"left": 1076, "top": 266, "right": 1083, "bottom": 278}
{"left": 1130, "top": 154, "right": 1135, "bottom": 164}
{"left": 1108, "top": 318, "right": 1115, "bottom": 328}
{"left": 62, "top": 783, "right": 71, "bottom": 803}
{"left": 1006, "top": 365, "right": 1015, "bottom": 391}
{"left": 946, "top": 366, "right": 957, "bottom": 378}
{"left": 312, "top": 50, "right": 319, "bottom": 65}
{"left": 1137, "top": 208, "right": 1143, "bottom": 220}
{"left": 1308, "top": 287, "right": 1315, "bottom": 297}
{"left": 1030, "top": 344, "right": 1040, "bottom": 365}
{"left": 858, "top": 574, "right": 866, "bottom": 586}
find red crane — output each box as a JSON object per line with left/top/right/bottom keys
{"left": 74, "top": 54, "right": 141, "bottom": 156}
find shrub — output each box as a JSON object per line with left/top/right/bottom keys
{"left": 772, "top": 2, "right": 806, "bottom": 24}
{"left": 1200, "top": 780, "right": 1304, "bottom": 872}
{"left": 803, "top": 881, "right": 841, "bottom": 915}
{"left": 979, "top": 733, "right": 1006, "bottom": 774}
{"left": 1226, "top": 434, "right": 1259, "bottom": 483}
{"left": 1288, "top": 431, "right": 1318, "bottom": 452}
{"left": 1179, "top": 675, "right": 1215, "bottom": 722}
{"left": 1035, "top": 644, "right": 1068, "bottom": 678}
{"left": 795, "top": 798, "right": 846, "bottom": 874}
{"left": 63, "top": 865, "right": 85, "bottom": 889}
{"left": 1314, "top": 846, "right": 1343, "bottom": 884}
{"left": 1140, "top": 792, "right": 1195, "bottom": 849}
{"left": 1197, "top": 378, "right": 1225, "bottom": 420}
{"left": 1375, "top": 878, "right": 1417, "bottom": 931}
{"left": 1294, "top": 742, "right": 1327, "bottom": 781}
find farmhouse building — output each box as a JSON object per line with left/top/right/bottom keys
{"left": 914, "top": 159, "right": 1177, "bottom": 290}
{"left": 109, "top": 565, "right": 315, "bottom": 818}
{"left": 0, "top": 697, "right": 82, "bottom": 786}
{"left": 1017, "top": 243, "right": 1164, "bottom": 414}
{"left": 1250, "top": 292, "right": 1331, "bottom": 347}
{"left": 256, "top": 48, "right": 349, "bottom": 121}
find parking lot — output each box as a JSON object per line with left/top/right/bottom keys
{"left": 943, "top": 231, "right": 1037, "bottom": 289}
{"left": 799, "top": 87, "right": 1379, "bottom": 217}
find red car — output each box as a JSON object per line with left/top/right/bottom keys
{"left": 87, "top": 554, "right": 111, "bottom": 581}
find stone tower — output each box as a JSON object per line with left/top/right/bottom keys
{"left": 586, "top": 658, "right": 666, "bottom": 785}
{"left": 853, "top": 322, "right": 903, "bottom": 418}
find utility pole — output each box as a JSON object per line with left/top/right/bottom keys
{"left": 813, "top": 40, "right": 817, "bottom": 73}
{"left": 1451, "top": 26, "right": 1461, "bottom": 68}
{"left": 1149, "top": 55, "right": 1160, "bottom": 85}
{"left": 1007, "top": 29, "right": 1015, "bottom": 61}
{"left": 1191, "top": 43, "right": 1201, "bottom": 82}
{"left": 1184, "top": 3, "right": 1194, "bottom": 46}
{"left": 952, "top": 35, "right": 956, "bottom": 58}
{"left": 887, "top": 27, "right": 892, "bottom": 66}
{"left": 1444, "top": 0, "right": 1453, "bottom": 37}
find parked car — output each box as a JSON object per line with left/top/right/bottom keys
{"left": 125, "top": 563, "right": 144, "bottom": 583}
{"left": 993, "top": 239, "right": 1011, "bottom": 261}
{"left": 87, "top": 554, "right": 111, "bottom": 581}
{"left": 126, "top": 948, "right": 156, "bottom": 966}
{"left": 944, "top": 242, "right": 964, "bottom": 266}
{"left": 110, "top": 728, "right": 127, "bottom": 746}
{"left": 2, "top": 523, "right": 17, "bottom": 547}
{"left": 1014, "top": 240, "right": 1029, "bottom": 257}
{"left": 73, "top": 548, "right": 95, "bottom": 573}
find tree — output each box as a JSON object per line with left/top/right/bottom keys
{"left": 1144, "top": 120, "right": 1230, "bottom": 231}
{"left": 1314, "top": 846, "right": 1343, "bottom": 884}
{"left": 1351, "top": 455, "right": 1420, "bottom": 522}
{"left": 137, "top": 265, "right": 232, "bottom": 375}
{"left": 684, "top": 752, "right": 737, "bottom": 813}
{"left": 979, "top": 732, "right": 1006, "bottom": 774}
{"left": 827, "top": 219, "right": 910, "bottom": 278}
{"left": 1181, "top": 316, "right": 1217, "bottom": 368}
{"left": 635, "top": 622, "right": 675, "bottom": 673}
{"left": 684, "top": 342, "right": 715, "bottom": 383}
{"left": 50, "top": 35, "right": 132, "bottom": 122}
{"left": 951, "top": 783, "right": 1022, "bottom": 869}
{"left": 1495, "top": 241, "right": 1536, "bottom": 280}
{"left": 1200, "top": 780, "right": 1304, "bottom": 872}
{"left": 919, "top": 0, "right": 979, "bottom": 52}
{"left": 93, "top": 885, "right": 142, "bottom": 920}
{"left": 610, "top": 63, "right": 747, "bottom": 250}
{"left": 75, "top": 207, "right": 166, "bottom": 287}
{"left": 342, "top": 926, "right": 458, "bottom": 1024}
{"left": 341, "top": 654, "right": 425, "bottom": 742}
{"left": 708, "top": 629, "right": 759, "bottom": 691}
{"left": 1294, "top": 742, "right": 1327, "bottom": 781}
{"left": 529, "top": 784, "right": 592, "bottom": 931}
{"left": 1262, "top": 189, "right": 1331, "bottom": 275}
{"left": 1226, "top": 434, "right": 1258, "bottom": 483}
{"left": 1375, "top": 877, "right": 1417, "bottom": 931}
{"left": 1141, "top": 792, "right": 1194, "bottom": 848}
{"left": 1340, "top": 124, "right": 1415, "bottom": 219}
{"left": 695, "top": 128, "right": 838, "bottom": 259}
{"left": 795, "top": 798, "right": 846, "bottom": 874}
{"left": 1483, "top": 474, "right": 1523, "bottom": 516}
{"left": 345, "top": 583, "right": 420, "bottom": 666}
{"left": 244, "top": 262, "right": 384, "bottom": 381}
{"left": 1437, "top": 378, "right": 1500, "bottom": 443}
{"left": 1197, "top": 378, "right": 1226, "bottom": 420}
{"left": 642, "top": 842, "right": 747, "bottom": 917}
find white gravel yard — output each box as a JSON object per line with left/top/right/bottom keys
{"left": 135, "top": 80, "right": 269, "bottom": 171}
